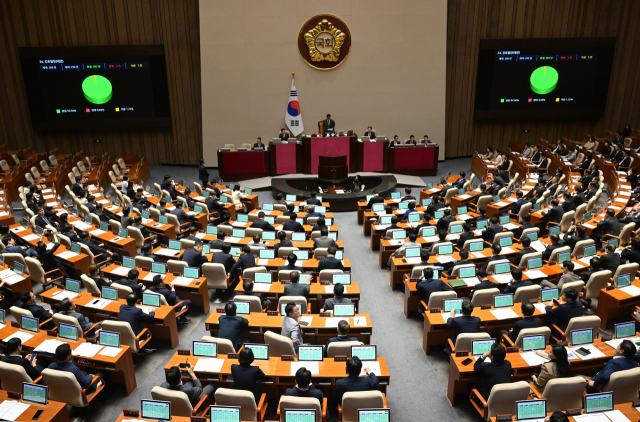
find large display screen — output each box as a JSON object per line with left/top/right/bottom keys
{"left": 19, "top": 45, "right": 171, "bottom": 131}
{"left": 474, "top": 38, "right": 616, "bottom": 120}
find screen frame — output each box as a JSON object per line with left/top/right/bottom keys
{"left": 297, "top": 345, "right": 324, "bottom": 362}
{"left": 584, "top": 392, "right": 614, "bottom": 414}
{"left": 358, "top": 409, "right": 390, "bottom": 422}
{"left": 515, "top": 399, "right": 547, "bottom": 421}
{"left": 193, "top": 340, "right": 218, "bottom": 358}
{"left": 22, "top": 382, "right": 48, "bottom": 405}
{"left": 210, "top": 405, "right": 241, "bottom": 422}
{"left": 141, "top": 399, "right": 172, "bottom": 421}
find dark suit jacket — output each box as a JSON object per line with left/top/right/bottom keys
{"left": 592, "top": 357, "right": 639, "bottom": 388}
{"left": 198, "top": 164, "right": 209, "bottom": 182}
{"left": 306, "top": 198, "right": 322, "bottom": 205}
{"left": 219, "top": 315, "right": 249, "bottom": 351}
{"left": 19, "top": 302, "right": 52, "bottom": 324}
{"left": 317, "top": 256, "right": 345, "bottom": 271}
{"left": 274, "top": 240, "right": 294, "bottom": 254}
{"left": 1, "top": 355, "right": 41, "bottom": 380}
{"left": 599, "top": 252, "right": 621, "bottom": 273}
{"left": 118, "top": 304, "right": 155, "bottom": 335}
{"left": 230, "top": 254, "right": 256, "bottom": 277}
{"left": 456, "top": 231, "right": 475, "bottom": 249}
{"left": 562, "top": 199, "right": 576, "bottom": 213}
{"left": 514, "top": 223, "right": 535, "bottom": 240}
{"left": 573, "top": 193, "right": 586, "bottom": 208}
{"left": 470, "top": 280, "right": 497, "bottom": 300}
{"left": 542, "top": 243, "right": 565, "bottom": 262}
{"left": 503, "top": 279, "right": 533, "bottom": 295}
{"left": 545, "top": 301, "right": 583, "bottom": 332}
{"left": 417, "top": 279, "right": 453, "bottom": 310}
{"left": 48, "top": 361, "right": 94, "bottom": 389}
{"left": 283, "top": 220, "right": 305, "bottom": 232}
{"left": 182, "top": 248, "right": 209, "bottom": 269}
{"left": 335, "top": 373, "right": 379, "bottom": 404}
{"left": 621, "top": 248, "right": 640, "bottom": 265}
{"left": 284, "top": 283, "right": 310, "bottom": 297}
{"left": 148, "top": 286, "right": 178, "bottom": 306}
{"left": 280, "top": 264, "right": 304, "bottom": 272}
{"left": 284, "top": 385, "right": 323, "bottom": 403}
{"left": 474, "top": 357, "right": 512, "bottom": 399}
{"left": 231, "top": 363, "right": 265, "bottom": 402}
{"left": 322, "top": 119, "right": 335, "bottom": 133}
{"left": 511, "top": 199, "right": 527, "bottom": 216}
{"left": 531, "top": 151, "right": 541, "bottom": 162}
{"left": 543, "top": 205, "right": 564, "bottom": 224}
{"left": 251, "top": 219, "right": 275, "bottom": 231}
{"left": 597, "top": 217, "right": 621, "bottom": 236}
{"left": 279, "top": 133, "right": 290, "bottom": 141}
{"left": 437, "top": 216, "right": 457, "bottom": 232}
{"left": 507, "top": 316, "right": 543, "bottom": 341}
{"left": 512, "top": 247, "right": 535, "bottom": 267}
{"left": 447, "top": 315, "right": 482, "bottom": 344}
{"left": 482, "top": 225, "right": 503, "bottom": 242}
{"left": 252, "top": 143, "right": 265, "bottom": 150}
{"left": 160, "top": 379, "right": 206, "bottom": 407}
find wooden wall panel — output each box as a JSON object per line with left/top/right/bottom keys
{"left": 0, "top": 0, "right": 202, "bottom": 165}
{"left": 446, "top": 0, "right": 640, "bottom": 158}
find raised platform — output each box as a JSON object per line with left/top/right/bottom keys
{"left": 271, "top": 175, "right": 397, "bottom": 212}
{"left": 241, "top": 172, "right": 424, "bottom": 191}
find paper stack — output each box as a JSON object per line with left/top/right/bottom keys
{"left": 291, "top": 361, "right": 318, "bottom": 375}
{"left": 73, "top": 343, "right": 103, "bottom": 358}
{"left": 193, "top": 358, "right": 225, "bottom": 373}
{"left": 34, "top": 339, "right": 66, "bottom": 354}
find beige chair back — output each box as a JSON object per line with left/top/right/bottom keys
{"left": 485, "top": 381, "right": 530, "bottom": 420}
{"left": 431, "top": 242, "right": 454, "bottom": 255}
{"left": 278, "top": 396, "right": 322, "bottom": 422}
{"left": 492, "top": 231, "right": 513, "bottom": 245}
{"left": 278, "top": 296, "right": 308, "bottom": 314}
{"left": 233, "top": 295, "right": 263, "bottom": 313}
{"left": 613, "top": 263, "right": 639, "bottom": 280}
{"left": 110, "top": 282, "right": 133, "bottom": 299}
{"left": 573, "top": 239, "right": 595, "bottom": 258}
{"left": 215, "top": 388, "right": 257, "bottom": 421}
{"left": 604, "top": 367, "right": 640, "bottom": 403}
{"left": 264, "top": 330, "right": 296, "bottom": 357}
{"left": 223, "top": 144, "right": 236, "bottom": 151}
{"left": 341, "top": 391, "right": 385, "bottom": 422}
{"left": 3, "top": 253, "right": 29, "bottom": 275}
{"left": 200, "top": 336, "right": 236, "bottom": 354}
{"left": 574, "top": 204, "right": 587, "bottom": 225}
{"left": 278, "top": 247, "right": 299, "bottom": 258}
{"left": 326, "top": 341, "right": 363, "bottom": 357}
{"left": 313, "top": 248, "right": 328, "bottom": 259}
{"left": 10, "top": 306, "right": 33, "bottom": 322}
{"left": 80, "top": 274, "right": 101, "bottom": 295}
{"left": 513, "top": 285, "right": 541, "bottom": 303}
{"left": 519, "top": 227, "right": 539, "bottom": 241}
{"left": 101, "top": 320, "right": 140, "bottom": 353}
{"left": 0, "top": 361, "right": 36, "bottom": 391}
{"left": 485, "top": 259, "right": 510, "bottom": 274}
{"left": 560, "top": 280, "right": 585, "bottom": 295}
{"left": 584, "top": 270, "right": 612, "bottom": 300}
{"left": 558, "top": 211, "right": 575, "bottom": 232}
{"left": 126, "top": 226, "right": 145, "bottom": 249}
{"left": 319, "top": 269, "right": 343, "bottom": 283}
{"left": 518, "top": 252, "right": 542, "bottom": 269}
{"left": 542, "top": 377, "right": 587, "bottom": 412}
{"left": 513, "top": 327, "right": 551, "bottom": 349}
{"left": 471, "top": 288, "right": 500, "bottom": 307}
{"left": 25, "top": 257, "right": 52, "bottom": 287}
{"left": 135, "top": 256, "right": 155, "bottom": 269}
{"left": 151, "top": 386, "right": 193, "bottom": 416}
{"left": 477, "top": 195, "right": 493, "bottom": 210}
{"left": 167, "top": 259, "right": 188, "bottom": 274}
{"left": 243, "top": 266, "right": 268, "bottom": 280}
{"left": 53, "top": 313, "right": 85, "bottom": 338}
{"left": 454, "top": 332, "right": 491, "bottom": 353}
{"left": 427, "top": 291, "right": 458, "bottom": 310}
{"left": 548, "top": 246, "right": 571, "bottom": 264}
{"left": 203, "top": 263, "right": 228, "bottom": 289}
{"left": 41, "top": 368, "right": 102, "bottom": 407}
{"left": 566, "top": 316, "right": 601, "bottom": 341}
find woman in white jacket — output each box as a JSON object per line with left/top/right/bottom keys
{"left": 231, "top": 185, "right": 247, "bottom": 213}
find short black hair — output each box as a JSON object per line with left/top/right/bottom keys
{"left": 549, "top": 411, "right": 570, "bottom": 422}
{"left": 563, "top": 261, "right": 574, "bottom": 272}
{"left": 166, "top": 366, "right": 181, "bottom": 385}
{"left": 521, "top": 301, "right": 534, "bottom": 316}
{"left": 285, "top": 302, "right": 297, "bottom": 316}
{"left": 620, "top": 339, "right": 636, "bottom": 358}
{"left": 287, "top": 254, "right": 297, "bottom": 265}
{"left": 60, "top": 298, "right": 73, "bottom": 311}
{"left": 491, "top": 343, "right": 506, "bottom": 363}
{"left": 290, "top": 271, "right": 300, "bottom": 284}
{"left": 128, "top": 269, "right": 139, "bottom": 280}
{"left": 459, "top": 249, "right": 469, "bottom": 259}
{"left": 422, "top": 268, "right": 434, "bottom": 279}
{"left": 346, "top": 356, "right": 363, "bottom": 377}
{"left": 238, "top": 347, "right": 255, "bottom": 365}
{"left": 6, "top": 337, "right": 22, "bottom": 354}
{"left": 225, "top": 301, "right": 237, "bottom": 316}
{"left": 521, "top": 236, "right": 531, "bottom": 247}
{"left": 337, "top": 319, "right": 350, "bottom": 335}
{"left": 334, "top": 283, "right": 345, "bottom": 296}
{"left": 461, "top": 300, "right": 474, "bottom": 315}
{"left": 563, "top": 287, "right": 578, "bottom": 302}
{"left": 54, "top": 343, "right": 72, "bottom": 361}
{"left": 295, "top": 367, "right": 312, "bottom": 388}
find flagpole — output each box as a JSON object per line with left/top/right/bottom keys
{"left": 292, "top": 71, "right": 295, "bottom": 85}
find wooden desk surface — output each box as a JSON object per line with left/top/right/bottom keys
{"left": 596, "top": 279, "right": 640, "bottom": 328}
{"left": 0, "top": 390, "right": 70, "bottom": 422}
{"left": 490, "top": 403, "right": 640, "bottom": 422}
{"left": 206, "top": 313, "right": 372, "bottom": 330}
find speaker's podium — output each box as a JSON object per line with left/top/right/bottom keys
{"left": 318, "top": 155, "right": 348, "bottom": 180}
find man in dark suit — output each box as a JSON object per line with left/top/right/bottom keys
{"left": 322, "top": 114, "right": 335, "bottom": 134}
{"left": 542, "top": 199, "right": 564, "bottom": 224}
{"left": 250, "top": 212, "right": 275, "bottom": 231}
{"left": 437, "top": 208, "right": 457, "bottom": 233}
{"left": 218, "top": 302, "right": 249, "bottom": 351}
{"left": 363, "top": 126, "right": 376, "bottom": 140}
{"left": 182, "top": 240, "right": 209, "bottom": 269}
{"left": 617, "top": 149, "right": 632, "bottom": 170}
{"left": 1, "top": 338, "right": 43, "bottom": 380}
{"left": 1, "top": 236, "right": 37, "bottom": 258}
{"left": 389, "top": 135, "right": 401, "bottom": 147}
{"left": 139, "top": 243, "right": 162, "bottom": 262}
{"left": 546, "top": 175, "right": 560, "bottom": 197}
{"left": 229, "top": 245, "right": 256, "bottom": 291}
{"left": 448, "top": 249, "right": 474, "bottom": 277}
{"left": 317, "top": 246, "right": 345, "bottom": 271}
{"left": 119, "top": 293, "right": 156, "bottom": 338}
{"left": 242, "top": 280, "right": 271, "bottom": 310}
{"left": 283, "top": 214, "right": 305, "bottom": 232}
{"left": 510, "top": 191, "right": 527, "bottom": 217}
{"left": 481, "top": 217, "right": 503, "bottom": 243}
{"left": 161, "top": 365, "right": 216, "bottom": 406}
{"left": 306, "top": 192, "right": 322, "bottom": 205}
{"left": 597, "top": 208, "right": 621, "bottom": 238}
{"left": 599, "top": 242, "right": 621, "bottom": 273}
{"left": 454, "top": 172, "right": 467, "bottom": 189}
{"left": 324, "top": 319, "right": 358, "bottom": 357}
{"left": 366, "top": 190, "right": 385, "bottom": 209}
{"left": 34, "top": 207, "right": 58, "bottom": 229}
{"left": 78, "top": 231, "right": 120, "bottom": 263}
{"left": 71, "top": 176, "right": 83, "bottom": 196}
{"left": 561, "top": 191, "right": 576, "bottom": 213}
{"left": 212, "top": 243, "right": 236, "bottom": 274}
{"left": 304, "top": 205, "right": 324, "bottom": 224}
{"left": 512, "top": 236, "right": 535, "bottom": 267}
{"left": 19, "top": 291, "right": 54, "bottom": 329}
{"left": 572, "top": 186, "right": 586, "bottom": 208}
{"left": 470, "top": 344, "right": 512, "bottom": 402}
{"left": 198, "top": 158, "right": 209, "bottom": 188}
{"left": 541, "top": 233, "right": 564, "bottom": 262}
{"left": 492, "top": 171, "right": 506, "bottom": 189}
{"left": 285, "top": 367, "right": 324, "bottom": 403}
{"left": 160, "top": 175, "right": 172, "bottom": 192}
{"left": 428, "top": 194, "right": 446, "bottom": 214}
{"left": 279, "top": 128, "right": 290, "bottom": 142}
{"left": 456, "top": 224, "right": 475, "bottom": 250}
{"left": 170, "top": 201, "right": 190, "bottom": 226}
{"left": 205, "top": 193, "right": 225, "bottom": 215}
{"left": 611, "top": 145, "right": 624, "bottom": 162}
{"left": 480, "top": 244, "right": 504, "bottom": 272}
{"left": 513, "top": 215, "right": 535, "bottom": 240}
{"left": 284, "top": 271, "right": 310, "bottom": 297}
{"left": 627, "top": 167, "right": 638, "bottom": 190}
{"left": 563, "top": 225, "right": 589, "bottom": 252}
{"left": 117, "top": 269, "right": 144, "bottom": 299}
{"left": 502, "top": 268, "right": 533, "bottom": 295}
{"left": 148, "top": 275, "right": 192, "bottom": 324}
{"left": 49, "top": 343, "right": 105, "bottom": 394}
{"left": 335, "top": 357, "right": 379, "bottom": 404}
{"left": 586, "top": 340, "right": 639, "bottom": 393}
{"left": 584, "top": 181, "right": 598, "bottom": 201}
{"left": 252, "top": 137, "right": 265, "bottom": 150}
{"left": 545, "top": 288, "right": 583, "bottom": 332}
{"left": 498, "top": 301, "right": 542, "bottom": 342}
{"left": 621, "top": 237, "right": 640, "bottom": 265}
{"left": 281, "top": 254, "right": 304, "bottom": 272}
{"left": 581, "top": 166, "right": 599, "bottom": 190}
{"left": 417, "top": 268, "right": 453, "bottom": 313}
{"left": 537, "top": 153, "right": 550, "bottom": 176}
{"left": 445, "top": 300, "right": 482, "bottom": 354}
{"left": 404, "top": 135, "right": 417, "bottom": 146}
{"left": 400, "top": 187, "right": 416, "bottom": 202}
{"left": 530, "top": 146, "right": 541, "bottom": 163}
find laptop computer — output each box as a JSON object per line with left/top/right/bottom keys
{"left": 615, "top": 321, "right": 636, "bottom": 339}
{"left": 122, "top": 256, "right": 136, "bottom": 268}
{"left": 254, "top": 272, "right": 272, "bottom": 284}
{"left": 499, "top": 236, "right": 513, "bottom": 247}
{"left": 521, "top": 334, "right": 547, "bottom": 351}
{"left": 584, "top": 392, "right": 614, "bottom": 414}
{"left": 493, "top": 262, "right": 510, "bottom": 275}
{"left": 141, "top": 400, "right": 171, "bottom": 421}
{"left": 515, "top": 399, "right": 546, "bottom": 421}
{"left": 99, "top": 331, "right": 121, "bottom": 348}
{"left": 65, "top": 278, "right": 81, "bottom": 293}
{"left": 333, "top": 304, "right": 356, "bottom": 317}
{"left": 151, "top": 262, "right": 167, "bottom": 274}
{"left": 469, "top": 241, "right": 484, "bottom": 252}
{"left": 541, "top": 288, "right": 559, "bottom": 302}
{"left": 298, "top": 345, "right": 323, "bottom": 361}
{"left": 58, "top": 323, "right": 78, "bottom": 341}
{"left": 142, "top": 293, "right": 161, "bottom": 307}
{"left": 262, "top": 231, "right": 276, "bottom": 241}
{"left": 284, "top": 410, "right": 316, "bottom": 422}
{"left": 22, "top": 383, "right": 47, "bottom": 406}
{"left": 333, "top": 274, "right": 351, "bottom": 285}
{"left": 193, "top": 341, "right": 217, "bottom": 358}
{"left": 183, "top": 267, "right": 199, "bottom": 279}
{"left": 616, "top": 274, "right": 631, "bottom": 288}
{"left": 210, "top": 405, "right": 241, "bottom": 422}
{"left": 243, "top": 343, "right": 269, "bottom": 360}
{"left": 571, "top": 328, "right": 594, "bottom": 347}
{"left": 527, "top": 257, "right": 543, "bottom": 270}
{"left": 358, "top": 409, "right": 389, "bottom": 422}
{"left": 102, "top": 286, "right": 118, "bottom": 301}
{"left": 493, "top": 294, "right": 514, "bottom": 308}
{"left": 459, "top": 267, "right": 476, "bottom": 279}
{"left": 471, "top": 339, "right": 495, "bottom": 356}
{"left": 351, "top": 345, "right": 377, "bottom": 361}
{"left": 443, "top": 299, "right": 463, "bottom": 314}
{"left": 21, "top": 316, "right": 39, "bottom": 333}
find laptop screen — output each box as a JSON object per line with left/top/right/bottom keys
{"left": 142, "top": 293, "right": 161, "bottom": 307}
{"left": 123, "top": 256, "right": 136, "bottom": 268}
{"left": 351, "top": 345, "right": 377, "bottom": 361}
{"left": 616, "top": 274, "right": 631, "bottom": 288}
{"left": 21, "top": 316, "right": 39, "bottom": 333}
{"left": 230, "top": 247, "right": 241, "bottom": 256}
{"left": 476, "top": 220, "right": 488, "bottom": 229}
{"left": 499, "top": 236, "right": 513, "bottom": 247}
{"left": 571, "top": 328, "right": 594, "bottom": 346}
{"left": 499, "top": 215, "right": 510, "bottom": 225}
{"left": 193, "top": 341, "right": 218, "bottom": 358}
{"left": 584, "top": 245, "right": 597, "bottom": 257}
{"left": 334, "top": 304, "right": 356, "bottom": 317}
{"left": 328, "top": 232, "right": 337, "bottom": 241}
{"left": 408, "top": 213, "right": 421, "bottom": 222}
{"left": 264, "top": 216, "right": 275, "bottom": 224}
{"left": 168, "top": 240, "right": 181, "bottom": 250}
{"left": 534, "top": 202, "right": 542, "bottom": 212}
{"left": 254, "top": 272, "right": 272, "bottom": 284}
{"left": 557, "top": 251, "right": 571, "bottom": 264}
{"left": 206, "top": 225, "right": 218, "bottom": 235}
{"left": 493, "top": 294, "right": 514, "bottom": 308}
{"left": 159, "top": 215, "right": 169, "bottom": 224}
{"left": 516, "top": 399, "right": 547, "bottom": 421}
{"left": 443, "top": 299, "right": 463, "bottom": 313}
{"left": 299, "top": 274, "right": 312, "bottom": 284}
{"left": 0, "top": 309, "right": 4, "bottom": 325}
{"left": 22, "top": 383, "right": 47, "bottom": 405}
{"left": 392, "top": 231, "right": 405, "bottom": 240}
{"left": 380, "top": 216, "right": 392, "bottom": 225}
{"left": 541, "top": 288, "right": 558, "bottom": 302}
{"left": 141, "top": 400, "right": 171, "bottom": 421}
{"left": 233, "top": 301, "right": 251, "bottom": 315}
{"left": 263, "top": 203, "right": 274, "bottom": 211}
{"left": 405, "top": 247, "right": 421, "bottom": 258}
{"left": 259, "top": 249, "right": 275, "bottom": 259}
{"left": 358, "top": 409, "right": 390, "bottom": 422}
{"left": 316, "top": 206, "right": 326, "bottom": 213}
{"left": 118, "top": 228, "right": 128, "bottom": 238}
{"left": 99, "top": 331, "right": 121, "bottom": 348}
{"left": 293, "top": 250, "right": 309, "bottom": 260}
{"left": 434, "top": 211, "right": 444, "bottom": 219}
{"left": 286, "top": 194, "right": 297, "bottom": 202}
{"left": 471, "top": 339, "right": 495, "bottom": 356}
{"left": 584, "top": 392, "right": 614, "bottom": 414}
{"left": 459, "top": 267, "right": 475, "bottom": 279}
{"left": 66, "top": 279, "right": 80, "bottom": 293}
{"left": 493, "top": 262, "right": 510, "bottom": 275}
{"left": 102, "top": 286, "right": 118, "bottom": 301}
{"left": 243, "top": 343, "right": 269, "bottom": 360}
{"left": 183, "top": 267, "right": 199, "bottom": 279}
{"left": 372, "top": 204, "right": 385, "bottom": 212}
{"left": 450, "top": 224, "right": 463, "bottom": 234}
{"left": 333, "top": 274, "right": 351, "bottom": 285}
{"left": 151, "top": 262, "right": 166, "bottom": 274}
{"left": 285, "top": 410, "right": 316, "bottom": 422}
{"left": 70, "top": 242, "right": 81, "bottom": 254}
{"left": 422, "top": 198, "right": 432, "bottom": 206}
{"left": 421, "top": 227, "right": 436, "bottom": 237}
{"left": 526, "top": 231, "right": 538, "bottom": 241}
{"left": 262, "top": 231, "right": 276, "bottom": 240}
{"left": 615, "top": 322, "right": 635, "bottom": 339}
{"left": 438, "top": 245, "right": 453, "bottom": 255}
{"left": 237, "top": 214, "right": 249, "bottom": 222}
{"left": 244, "top": 188, "right": 252, "bottom": 195}
{"left": 457, "top": 206, "right": 468, "bottom": 215}
{"left": 210, "top": 406, "right": 241, "bottom": 422}
{"left": 522, "top": 335, "right": 547, "bottom": 351}
{"left": 59, "top": 323, "right": 78, "bottom": 341}
{"left": 398, "top": 202, "right": 409, "bottom": 210}
{"left": 100, "top": 221, "right": 109, "bottom": 232}
{"left": 391, "top": 192, "right": 401, "bottom": 199}
{"left": 608, "top": 238, "right": 619, "bottom": 248}
{"left": 549, "top": 226, "right": 560, "bottom": 236}
{"left": 469, "top": 241, "right": 484, "bottom": 252}
{"left": 233, "top": 229, "right": 246, "bottom": 238}
{"left": 292, "top": 232, "right": 306, "bottom": 242}
{"left": 527, "top": 257, "right": 543, "bottom": 270}
{"left": 298, "top": 346, "right": 323, "bottom": 361}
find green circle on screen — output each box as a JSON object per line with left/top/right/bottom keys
{"left": 82, "top": 75, "right": 113, "bottom": 104}
{"left": 530, "top": 66, "right": 558, "bottom": 95}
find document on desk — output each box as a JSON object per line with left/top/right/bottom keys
{"left": 136, "top": 306, "right": 151, "bottom": 314}
{"left": 252, "top": 283, "right": 270, "bottom": 292}
{"left": 195, "top": 232, "right": 206, "bottom": 239}
{"left": 495, "top": 201, "right": 510, "bottom": 207}
{"left": 422, "top": 235, "right": 439, "bottom": 243}
{"left": 462, "top": 277, "right": 480, "bottom": 286}
{"left": 490, "top": 308, "right": 519, "bottom": 320}
{"left": 353, "top": 316, "right": 366, "bottom": 327}
{"left": 573, "top": 413, "right": 612, "bottom": 422}
{"left": 520, "top": 352, "right": 550, "bottom": 366}
{"left": 335, "top": 190, "right": 345, "bottom": 194}
{"left": 404, "top": 257, "right": 422, "bottom": 264}
{"left": 359, "top": 361, "right": 381, "bottom": 376}
{"left": 471, "top": 251, "right": 486, "bottom": 259}
{"left": 223, "top": 236, "right": 242, "bottom": 243}
{"left": 473, "top": 229, "right": 483, "bottom": 236}
{"left": 533, "top": 303, "right": 549, "bottom": 314}
{"left": 388, "top": 240, "right": 405, "bottom": 246}
{"left": 231, "top": 221, "right": 247, "bottom": 227}
{"left": 194, "top": 358, "right": 225, "bottom": 373}
{"left": 193, "top": 196, "right": 206, "bottom": 202}
{"left": 570, "top": 344, "right": 606, "bottom": 360}
{"left": 605, "top": 337, "right": 639, "bottom": 350}
{"left": 71, "top": 221, "right": 93, "bottom": 230}
{"left": 85, "top": 298, "right": 111, "bottom": 309}
{"left": 572, "top": 262, "right": 586, "bottom": 270}
{"left": 290, "top": 361, "right": 319, "bottom": 375}
{"left": 325, "top": 317, "right": 348, "bottom": 327}
{"left": 3, "top": 331, "right": 35, "bottom": 343}
{"left": 255, "top": 258, "right": 269, "bottom": 266}
{"left": 582, "top": 223, "right": 596, "bottom": 229}
{"left": 619, "top": 285, "right": 640, "bottom": 297}
{"left": 23, "top": 234, "right": 40, "bottom": 242}
{"left": 110, "top": 266, "right": 132, "bottom": 276}
{"left": 529, "top": 241, "right": 546, "bottom": 253}
{"left": 300, "top": 316, "right": 313, "bottom": 326}
{"left": 155, "top": 249, "right": 180, "bottom": 256}
{"left": 458, "top": 214, "right": 472, "bottom": 220}
{"left": 0, "top": 400, "right": 30, "bottom": 421}
{"left": 10, "top": 226, "right": 27, "bottom": 233}
{"left": 503, "top": 223, "right": 519, "bottom": 230}
{"left": 458, "top": 194, "right": 471, "bottom": 200}
{"left": 3, "top": 274, "right": 25, "bottom": 285}
{"left": 436, "top": 256, "right": 456, "bottom": 264}
{"left": 441, "top": 313, "right": 461, "bottom": 323}
{"left": 523, "top": 270, "right": 546, "bottom": 279}
{"left": 604, "top": 410, "right": 632, "bottom": 422}
{"left": 499, "top": 247, "right": 515, "bottom": 254}
{"left": 73, "top": 343, "right": 103, "bottom": 358}
{"left": 491, "top": 274, "right": 513, "bottom": 284}
{"left": 445, "top": 234, "right": 460, "bottom": 241}
{"left": 170, "top": 277, "right": 193, "bottom": 286}
{"left": 34, "top": 339, "right": 66, "bottom": 354}
{"left": 89, "top": 228, "right": 107, "bottom": 236}
{"left": 50, "top": 290, "right": 81, "bottom": 301}
{"left": 428, "top": 188, "right": 439, "bottom": 193}
{"left": 57, "top": 251, "right": 79, "bottom": 260}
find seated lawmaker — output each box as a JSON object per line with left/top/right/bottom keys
{"left": 541, "top": 261, "right": 580, "bottom": 290}
{"left": 253, "top": 137, "right": 265, "bottom": 150}
{"left": 119, "top": 293, "right": 155, "bottom": 339}
{"left": 284, "top": 271, "right": 310, "bottom": 297}
{"left": 182, "top": 240, "right": 209, "bottom": 269}
{"left": 530, "top": 345, "right": 572, "bottom": 394}
{"left": 317, "top": 246, "right": 345, "bottom": 271}
{"left": 445, "top": 300, "right": 481, "bottom": 354}
{"left": 321, "top": 283, "right": 352, "bottom": 313}
{"left": 480, "top": 244, "right": 503, "bottom": 272}
{"left": 279, "top": 128, "right": 289, "bottom": 142}
{"left": 545, "top": 288, "right": 583, "bottom": 333}
{"left": 242, "top": 280, "right": 270, "bottom": 310}
{"left": 1, "top": 338, "right": 43, "bottom": 380}
{"left": 335, "top": 356, "right": 379, "bottom": 405}
{"left": 283, "top": 214, "right": 305, "bottom": 232}
{"left": 218, "top": 302, "right": 249, "bottom": 351}
{"left": 162, "top": 365, "right": 216, "bottom": 407}
{"left": 389, "top": 135, "right": 401, "bottom": 147}
{"left": 586, "top": 340, "right": 638, "bottom": 393}
{"left": 470, "top": 343, "right": 511, "bottom": 403}
{"left": 231, "top": 348, "right": 266, "bottom": 403}
{"left": 498, "top": 301, "right": 542, "bottom": 342}
{"left": 19, "top": 291, "right": 54, "bottom": 329}
{"left": 502, "top": 268, "right": 532, "bottom": 295}
{"left": 281, "top": 254, "right": 304, "bottom": 272}
{"left": 285, "top": 367, "right": 324, "bottom": 403}
{"left": 324, "top": 320, "right": 358, "bottom": 357}
{"left": 307, "top": 191, "right": 322, "bottom": 205}
{"left": 148, "top": 275, "right": 191, "bottom": 324}
{"left": 417, "top": 268, "right": 453, "bottom": 313}
{"left": 49, "top": 343, "right": 105, "bottom": 394}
